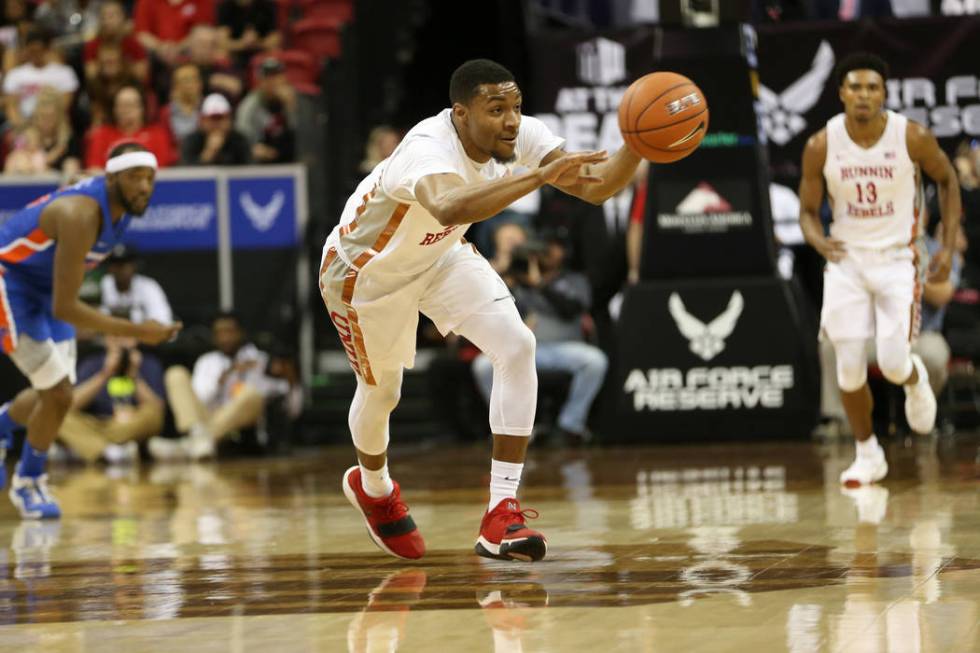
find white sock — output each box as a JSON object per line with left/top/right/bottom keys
{"left": 489, "top": 459, "right": 523, "bottom": 510}
{"left": 856, "top": 434, "right": 879, "bottom": 458}
{"left": 360, "top": 463, "right": 394, "bottom": 498}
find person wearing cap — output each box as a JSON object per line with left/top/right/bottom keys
{"left": 0, "top": 142, "right": 182, "bottom": 519}
{"left": 180, "top": 93, "right": 251, "bottom": 166}
{"left": 236, "top": 57, "right": 295, "bottom": 163}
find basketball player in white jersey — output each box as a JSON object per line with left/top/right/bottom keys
{"left": 319, "top": 59, "right": 642, "bottom": 561}
{"left": 799, "top": 53, "right": 961, "bottom": 486}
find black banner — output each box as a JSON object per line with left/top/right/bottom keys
{"left": 612, "top": 277, "right": 819, "bottom": 440}
{"left": 755, "top": 16, "right": 980, "bottom": 180}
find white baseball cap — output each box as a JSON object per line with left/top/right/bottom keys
{"left": 201, "top": 93, "right": 231, "bottom": 117}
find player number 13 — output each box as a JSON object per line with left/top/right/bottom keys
{"left": 855, "top": 181, "right": 877, "bottom": 204}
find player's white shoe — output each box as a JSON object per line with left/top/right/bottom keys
{"left": 904, "top": 354, "right": 937, "bottom": 435}
{"left": 840, "top": 444, "right": 888, "bottom": 487}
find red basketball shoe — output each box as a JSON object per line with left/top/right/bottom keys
{"left": 475, "top": 498, "right": 547, "bottom": 562}
{"left": 343, "top": 466, "right": 425, "bottom": 560}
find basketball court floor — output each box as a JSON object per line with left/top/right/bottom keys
{"left": 0, "top": 435, "right": 977, "bottom": 652}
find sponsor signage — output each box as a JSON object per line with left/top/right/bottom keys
{"left": 229, "top": 176, "right": 299, "bottom": 249}
{"left": 613, "top": 278, "right": 818, "bottom": 440}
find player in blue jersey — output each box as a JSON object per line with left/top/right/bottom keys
{"left": 0, "top": 142, "right": 182, "bottom": 518}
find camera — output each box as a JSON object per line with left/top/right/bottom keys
{"left": 508, "top": 240, "right": 547, "bottom": 276}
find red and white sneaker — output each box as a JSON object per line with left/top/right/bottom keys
{"left": 342, "top": 466, "right": 426, "bottom": 560}
{"left": 475, "top": 498, "right": 547, "bottom": 562}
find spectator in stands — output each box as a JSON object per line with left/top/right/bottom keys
{"left": 3, "top": 125, "right": 48, "bottom": 174}
{"left": 0, "top": 0, "right": 32, "bottom": 71}
{"left": 149, "top": 312, "right": 291, "bottom": 461}
{"left": 160, "top": 63, "right": 203, "bottom": 145}
{"left": 473, "top": 231, "right": 608, "bottom": 444}
{"left": 217, "top": 0, "right": 280, "bottom": 69}
{"left": 34, "top": 0, "right": 102, "bottom": 50}
{"left": 100, "top": 244, "right": 174, "bottom": 326}
{"left": 31, "top": 86, "right": 81, "bottom": 176}
{"left": 236, "top": 57, "right": 295, "bottom": 163}
{"left": 489, "top": 221, "right": 529, "bottom": 275}
{"left": 85, "top": 83, "right": 176, "bottom": 168}
{"left": 814, "top": 0, "right": 894, "bottom": 18}
{"left": 84, "top": 41, "right": 144, "bottom": 126}
{"left": 180, "top": 24, "right": 242, "bottom": 102}
{"left": 180, "top": 92, "right": 250, "bottom": 165}
{"left": 358, "top": 125, "right": 401, "bottom": 174}
{"left": 2, "top": 28, "right": 78, "bottom": 130}
{"left": 59, "top": 336, "right": 166, "bottom": 464}
{"left": 134, "top": 0, "right": 214, "bottom": 66}
{"left": 83, "top": 0, "right": 149, "bottom": 84}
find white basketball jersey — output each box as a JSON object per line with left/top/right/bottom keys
{"left": 321, "top": 109, "right": 563, "bottom": 278}
{"left": 823, "top": 110, "right": 920, "bottom": 249}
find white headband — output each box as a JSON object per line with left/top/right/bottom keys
{"left": 106, "top": 151, "right": 158, "bottom": 173}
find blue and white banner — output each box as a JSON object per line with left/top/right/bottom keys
{"left": 228, "top": 175, "right": 298, "bottom": 249}
{"left": 125, "top": 178, "right": 219, "bottom": 251}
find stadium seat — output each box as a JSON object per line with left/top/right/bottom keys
{"left": 290, "top": 17, "right": 343, "bottom": 60}
{"left": 298, "top": 0, "right": 352, "bottom": 23}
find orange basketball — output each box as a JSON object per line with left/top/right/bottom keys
{"left": 618, "top": 72, "right": 709, "bottom": 163}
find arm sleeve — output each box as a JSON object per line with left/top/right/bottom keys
{"left": 380, "top": 137, "right": 461, "bottom": 203}
{"left": 517, "top": 115, "right": 565, "bottom": 169}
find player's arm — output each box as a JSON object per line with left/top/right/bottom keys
{"left": 798, "top": 130, "right": 845, "bottom": 262}
{"left": 415, "top": 149, "right": 608, "bottom": 227}
{"left": 542, "top": 145, "right": 642, "bottom": 204}
{"left": 44, "top": 198, "right": 181, "bottom": 344}
{"left": 908, "top": 121, "right": 962, "bottom": 282}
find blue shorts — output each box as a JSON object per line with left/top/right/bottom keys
{"left": 0, "top": 271, "right": 74, "bottom": 354}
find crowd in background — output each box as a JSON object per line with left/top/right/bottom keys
{"left": 0, "top": 0, "right": 300, "bottom": 178}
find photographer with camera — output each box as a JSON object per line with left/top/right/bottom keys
{"left": 473, "top": 229, "right": 609, "bottom": 444}
{"left": 58, "top": 336, "right": 166, "bottom": 464}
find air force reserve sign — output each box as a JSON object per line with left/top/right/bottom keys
{"left": 612, "top": 278, "right": 819, "bottom": 441}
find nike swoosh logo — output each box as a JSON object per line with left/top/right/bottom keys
{"left": 493, "top": 296, "right": 513, "bottom": 302}
{"left": 668, "top": 122, "right": 706, "bottom": 148}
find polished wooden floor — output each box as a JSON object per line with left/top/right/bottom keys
{"left": 0, "top": 434, "right": 977, "bottom": 652}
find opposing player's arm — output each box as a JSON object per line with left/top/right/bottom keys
{"left": 542, "top": 145, "right": 640, "bottom": 204}
{"left": 415, "top": 149, "right": 608, "bottom": 226}
{"left": 45, "top": 197, "right": 181, "bottom": 344}
{"left": 798, "top": 130, "right": 844, "bottom": 262}
{"left": 907, "top": 121, "right": 961, "bottom": 281}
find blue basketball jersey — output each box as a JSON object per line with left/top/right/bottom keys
{"left": 0, "top": 176, "right": 132, "bottom": 292}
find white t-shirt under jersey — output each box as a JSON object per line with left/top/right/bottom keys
{"left": 823, "top": 110, "right": 920, "bottom": 249}
{"left": 323, "top": 108, "right": 564, "bottom": 278}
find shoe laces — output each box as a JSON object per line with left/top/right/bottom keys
{"left": 372, "top": 486, "right": 409, "bottom": 522}
{"left": 496, "top": 503, "right": 539, "bottom": 526}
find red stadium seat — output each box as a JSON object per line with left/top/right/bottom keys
{"left": 290, "top": 17, "right": 342, "bottom": 60}
{"left": 298, "top": 0, "right": 352, "bottom": 23}
{"left": 251, "top": 50, "right": 321, "bottom": 95}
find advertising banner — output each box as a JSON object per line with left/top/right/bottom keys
{"left": 756, "top": 16, "right": 980, "bottom": 177}
{"left": 228, "top": 175, "right": 299, "bottom": 249}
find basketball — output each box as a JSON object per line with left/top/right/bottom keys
{"left": 618, "top": 72, "right": 709, "bottom": 163}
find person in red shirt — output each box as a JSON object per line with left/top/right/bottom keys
{"left": 83, "top": 0, "right": 148, "bottom": 83}
{"left": 85, "top": 84, "right": 176, "bottom": 169}
{"left": 134, "top": 0, "right": 215, "bottom": 65}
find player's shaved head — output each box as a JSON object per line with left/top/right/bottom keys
{"left": 449, "top": 59, "right": 516, "bottom": 105}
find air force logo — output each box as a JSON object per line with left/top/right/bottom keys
{"left": 668, "top": 291, "right": 744, "bottom": 361}
{"left": 240, "top": 191, "right": 285, "bottom": 232}
{"left": 759, "top": 40, "right": 835, "bottom": 146}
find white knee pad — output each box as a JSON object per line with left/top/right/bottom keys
{"left": 876, "top": 337, "right": 913, "bottom": 385}
{"left": 348, "top": 369, "right": 402, "bottom": 456}
{"left": 834, "top": 339, "right": 868, "bottom": 392}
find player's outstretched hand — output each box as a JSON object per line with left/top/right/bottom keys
{"left": 815, "top": 237, "right": 847, "bottom": 263}
{"left": 136, "top": 320, "right": 183, "bottom": 345}
{"left": 927, "top": 248, "right": 952, "bottom": 283}
{"left": 538, "top": 150, "right": 608, "bottom": 186}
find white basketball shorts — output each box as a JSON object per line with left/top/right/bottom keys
{"left": 820, "top": 243, "right": 924, "bottom": 344}
{"left": 319, "top": 241, "right": 511, "bottom": 384}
